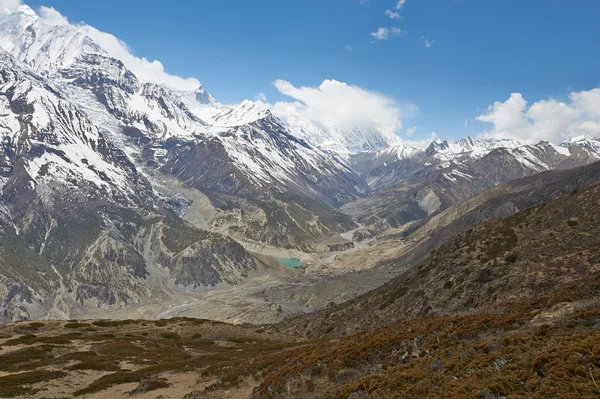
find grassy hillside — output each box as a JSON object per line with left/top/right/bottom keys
{"left": 1, "top": 293, "right": 599, "bottom": 398}
{"left": 276, "top": 179, "right": 600, "bottom": 339}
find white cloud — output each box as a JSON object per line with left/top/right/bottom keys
{"left": 254, "top": 92, "right": 267, "bottom": 102}
{"left": 0, "top": 0, "right": 22, "bottom": 13}
{"left": 345, "top": 44, "right": 353, "bottom": 51}
{"left": 38, "top": 6, "right": 69, "bottom": 25}
{"left": 370, "top": 27, "right": 404, "bottom": 40}
{"left": 272, "top": 79, "right": 416, "bottom": 136}
{"left": 406, "top": 126, "right": 417, "bottom": 137}
{"left": 33, "top": 6, "right": 200, "bottom": 90}
{"left": 385, "top": 9, "right": 401, "bottom": 19}
{"left": 476, "top": 89, "right": 600, "bottom": 143}
{"left": 395, "top": 0, "right": 407, "bottom": 10}
{"left": 371, "top": 27, "right": 390, "bottom": 40}
{"left": 419, "top": 36, "right": 435, "bottom": 48}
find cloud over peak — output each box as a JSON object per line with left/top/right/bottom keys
{"left": 0, "top": 0, "right": 22, "bottom": 13}
{"left": 11, "top": 3, "right": 201, "bottom": 90}
{"left": 272, "top": 79, "right": 415, "bottom": 136}
{"left": 38, "top": 6, "right": 68, "bottom": 25}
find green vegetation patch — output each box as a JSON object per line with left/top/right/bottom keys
{"left": 91, "top": 319, "right": 138, "bottom": 327}
{"left": 64, "top": 322, "right": 91, "bottom": 329}
{"left": 0, "top": 370, "right": 66, "bottom": 398}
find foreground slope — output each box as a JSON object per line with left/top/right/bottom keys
{"left": 277, "top": 177, "right": 600, "bottom": 339}
{"left": 1, "top": 271, "right": 599, "bottom": 398}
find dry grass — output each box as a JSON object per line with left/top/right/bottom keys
{"left": 0, "top": 318, "right": 292, "bottom": 397}
{"left": 208, "top": 291, "right": 600, "bottom": 398}
{"left": 0, "top": 295, "right": 599, "bottom": 398}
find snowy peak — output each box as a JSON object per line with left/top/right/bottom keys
{"left": 209, "top": 100, "right": 271, "bottom": 127}
{"left": 376, "top": 143, "right": 423, "bottom": 160}
{"left": 425, "top": 138, "right": 450, "bottom": 157}
{"left": 425, "top": 137, "right": 522, "bottom": 158}
{"left": 0, "top": 7, "right": 215, "bottom": 98}
{"left": 0, "top": 7, "right": 100, "bottom": 74}
{"left": 560, "top": 135, "right": 600, "bottom": 158}
{"left": 455, "top": 137, "right": 522, "bottom": 153}
{"left": 0, "top": 49, "right": 148, "bottom": 206}
{"left": 174, "top": 85, "right": 219, "bottom": 111}
{"left": 276, "top": 112, "right": 402, "bottom": 158}
{"left": 349, "top": 142, "right": 422, "bottom": 176}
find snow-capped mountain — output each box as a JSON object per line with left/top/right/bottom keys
{"left": 342, "top": 138, "right": 600, "bottom": 233}
{"left": 0, "top": 5, "right": 210, "bottom": 141}
{"left": 205, "top": 99, "right": 271, "bottom": 127}
{"left": 0, "top": 5, "right": 99, "bottom": 74}
{"left": 0, "top": 5, "right": 364, "bottom": 252}
{"left": 349, "top": 143, "right": 422, "bottom": 176}
{"left": 560, "top": 135, "right": 600, "bottom": 159}
{"left": 1, "top": 3, "right": 600, "bottom": 323}
{"left": 352, "top": 135, "right": 600, "bottom": 190}
{"left": 0, "top": 6, "right": 362, "bottom": 198}
{"left": 425, "top": 137, "right": 522, "bottom": 160}
{"left": 274, "top": 111, "right": 403, "bottom": 157}
{"left": 0, "top": 49, "right": 148, "bottom": 207}
{"left": 0, "top": 48, "right": 262, "bottom": 321}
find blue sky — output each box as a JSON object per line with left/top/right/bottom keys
{"left": 23, "top": 0, "right": 600, "bottom": 143}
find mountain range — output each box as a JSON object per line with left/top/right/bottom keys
{"left": 1, "top": 5, "right": 600, "bottom": 321}
{"left": 2, "top": 155, "right": 600, "bottom": 398}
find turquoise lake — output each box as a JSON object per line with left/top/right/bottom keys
{"left": 275, "top": 258, "right": 303, "bottom": 268}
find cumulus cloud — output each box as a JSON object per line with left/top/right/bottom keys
{"left": 476, "top": 89, "right": 600, "bottom": 144}
{"left": 254, "top": 92, "right": 267, "bottom": 102}
{"left": 370, "top": 27, "right": 404, "bottom": 40}
{"left": 419, "top": 36, "right": 435, "bottom": 48}
{"left": 0, "top": 0, "right": 22, "bottom": 13}
{"left": 33, "top": 5, "right": 200, "bottom": 90}
{"left": 385, "top": 9, "right": 401, "bottom": 19}
{"left": 271, "top": 79, "right": 416, "bottom": 136}
{"left": 406, "top": 126, "right": 417, "bottom": 137}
